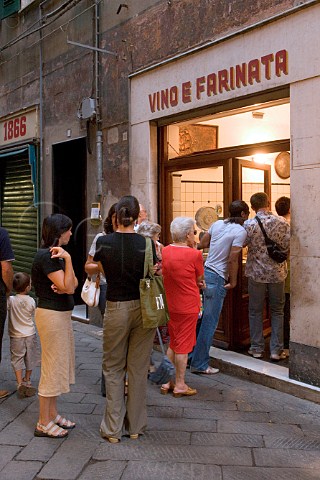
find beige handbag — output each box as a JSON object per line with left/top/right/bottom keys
{"left": 81, "top": 275, "right": 100, "bottom": 307}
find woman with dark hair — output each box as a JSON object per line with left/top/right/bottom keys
{"left": 31, "top": 214, "right": 78, "bottom": 438}
{"left": 93, "top": 195, "right": 157, "bottom": 443}
{"left": 85, "top": 203, "right": 117, "bottom": 317}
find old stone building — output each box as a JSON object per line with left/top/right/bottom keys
{"left": 1, "top": 0, "right": 320, "bottom": 386}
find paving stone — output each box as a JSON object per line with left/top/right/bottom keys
{"left": 236, "top": 400, "right": 285, "bottom": 412}
{"left": 81, "top": 393, "right": 105, "bottom": 405}
{"left": 0, "top": 445, "right": 21, "bottom": 470}
{"left": 182, "top": 408, "right": 270, "bottom": 423}
{"left": 93, "top": 443, "right": 252, "bottom": 466}
{"left": 78, "top": 460, "right": 127, "bottom": 480}
{"left": 264, "top": 435, "right": 320, "bottom": 450}
{"left": 147, "top": 406, "right": 184, "bottom": 418}
{"left": 218, "top": 420, "right": 303, "bottom": 436}
{"left": 0, "top": 412, "right": 36, "bottom": 446}
{"left": 191, "top": 432, "right": 264, "bottom": 447}
{"left": 70, "top": 383, "right": 101, "bottom": 394}
{"left": 121, "top": 461, "right": 222, "bottom": 480}
{"left": 269, "top": 410, "right": 320, "bottom": 425}
{"left": 300, "top": 424, "right": 320, "bottom": 437}
{"left": 0, "top": 461, "right": 42, "bottom": 480}
{"left": 222, "top": 466, "right": 320, "bottom": 480}
{"left": 59, "top": 393, "right": 86, "bottom": 403}
{"left": 37, "top": 438, "right": 99, "bottom": 480}
{"left": 0, "top": 395, "right": 35, "bottom": 430}
{"left": 135, "top": 430, "right": 191, "bottom": 445}
{"left": 68, "top": 414, "right": 102, "bottom": 440}
{"left": 16, "top": 437, "right": 62, "bottom": 461}
{"left": 76, "top": 370, "right": 101, "bottom": 379}
{"left": 147, "top": 417, "right": 217, "bottom": 432}
{"left": 93, "top": 404, "right": 105, "bottom": 415}
{"left": 146, "top": 391, "right": 233, "bottom": 410}
{"left": 78, "top": 364, "right": 101, "bottom": 371}
{"left": 76, "top": 352, "right": 102, "bottom": 359}
{"left": 55, "top": 402, "right": 95, "bottom": 414}
{"left": 254, "top": 448, "right": 320, "bottom": 468}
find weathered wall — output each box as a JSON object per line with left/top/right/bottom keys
{"left": 1, "top": 0, "right": 299, "bottom": 206}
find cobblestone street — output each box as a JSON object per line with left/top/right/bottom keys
{"left": 0, "top": 320, "right": 319, "bottom": 480}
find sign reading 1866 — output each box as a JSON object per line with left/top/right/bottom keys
{"left": 0, "top": 109, "right": 38, "bottom": 146}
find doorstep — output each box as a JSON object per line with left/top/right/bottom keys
{"left": 71, "top": 304, "right": 89, "bottom": 323}
{"left": 210, "top": 346, "right": 320, "bottom": 405}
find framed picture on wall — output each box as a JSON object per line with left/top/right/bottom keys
{"left": 179, "top": 124, "right": 218, "bottom": 155}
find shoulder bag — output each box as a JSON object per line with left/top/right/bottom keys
{"left": 255, "top": 216, "right": 287, "bottom": 264}
{"left": 81, "top": 274, "right": 100, "bottom": 307}
{"left": 140, "top": 237, "right": 170, "bottom": 328}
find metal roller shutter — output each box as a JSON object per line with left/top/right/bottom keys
{"left": 1, "top": 153, "right": 38, "bottom": 274}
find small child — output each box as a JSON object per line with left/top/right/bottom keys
{"left": 7, "top": 272, "right": 40, "bottom": 398}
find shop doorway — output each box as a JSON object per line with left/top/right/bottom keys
{"left": 159, "top": 100, "right": 290, "bottom": 350}
{"left": 52, "top": 138, "right": 87, "bottom": 304}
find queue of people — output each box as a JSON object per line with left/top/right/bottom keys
{"left": 0, "top": 191, "right": 291, "bottom": 442}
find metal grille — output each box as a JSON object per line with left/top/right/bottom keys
{"left": 1, "top": 0, "right": 20, "bottom": 19}
{"left": 1, "top": 155, "right": 38, "bottom": 274}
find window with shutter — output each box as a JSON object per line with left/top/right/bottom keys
{"left": 0, "top": 0, "right": 20, "bottom": 20}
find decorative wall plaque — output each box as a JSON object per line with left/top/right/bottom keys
{"left": 179, "top": 125, "right": 218, "bottom": 155}
{"left": 274, "top": 151, "right": 290, "bottom": 179}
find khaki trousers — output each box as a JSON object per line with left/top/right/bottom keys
{"left": 100, "top": 299, "right": 155, "bottom": 440}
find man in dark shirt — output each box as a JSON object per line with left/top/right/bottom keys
{"left": 0, "top": 227, "right": 14, "bottom": 398}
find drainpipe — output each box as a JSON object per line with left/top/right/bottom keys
{"left": 94, "top": 0, "right": 103, "bottom": 201}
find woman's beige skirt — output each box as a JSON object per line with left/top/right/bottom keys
{"left": 35, "top": 308, "right": 75, "bottom": 397}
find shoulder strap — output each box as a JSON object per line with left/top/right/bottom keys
{"left": 255, "top": 215, "right": 270, "bottom": 243}
{"left": 143, "top": 237, "right": 154, "bottom": 278}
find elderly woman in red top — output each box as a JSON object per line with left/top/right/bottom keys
{"left": 161, "top": 217, "right": 205, "bottom": 397}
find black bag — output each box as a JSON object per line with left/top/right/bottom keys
{"left": 255, "top": 216, "right": 287, "bottom": 264}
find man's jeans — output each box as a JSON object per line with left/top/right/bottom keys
{"left": 190, "top": 268, "right": 227, "bottom": 372}
{"left": 248, "top": 278, "right": 285, "bottom": 355}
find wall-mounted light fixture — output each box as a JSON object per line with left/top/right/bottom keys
{"left": 252, "top": 111, "right": 264, "bottom": 119}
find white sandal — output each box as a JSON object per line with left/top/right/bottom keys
{"left": 54, "top": 414, "right": 76, "bottom": 430}
{"left": 34, "top": 421, "right": 68, "bottom": 438}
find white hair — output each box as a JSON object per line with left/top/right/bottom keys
{"left": 170, "top": 217, "right": 194, "bottom": 242}
{"left": 137, "top": 221, "right": 161, "bottom": 238}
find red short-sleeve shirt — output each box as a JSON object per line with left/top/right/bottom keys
{"left": 162, "top": 245, "right": 204, "bottom": 314}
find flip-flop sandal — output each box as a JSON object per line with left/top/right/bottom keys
{"left": 54, "top": 415, "right": 76, "bottom": 429}
{"left": 160, "top": 382, "right": 175, "bottom": 395}
{"left": 173, "top": 386, "right": 197, "bottom": 398}
{"left": 34, "top": 421, "right": 68, "bottom": 438}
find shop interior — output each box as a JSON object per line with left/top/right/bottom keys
{"left": 161, "top": 98, "right": 290, "bottom": 359}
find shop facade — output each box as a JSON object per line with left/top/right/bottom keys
{"left": 0, "top": 108, "right": 39, "bottom": 275}
{"left": 129, "top": 4, "right": 320, "bottom": 386}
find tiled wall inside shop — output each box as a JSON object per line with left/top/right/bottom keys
{"left": 243, "top": 183, "right": 290, "bottom": 217}
{"left": 177, "top": 181, "right": 290, "bottom": 220}
{"left": 178, "top": 181, "right": 224, "bottom": 219}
